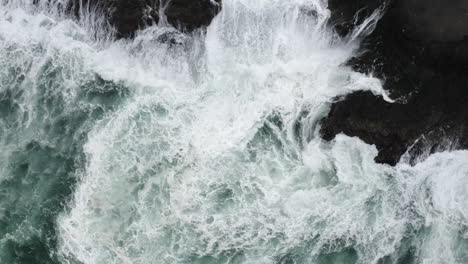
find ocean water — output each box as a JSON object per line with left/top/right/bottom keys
{"left": 0, "top": 0, "right": 467, "bottom": 263}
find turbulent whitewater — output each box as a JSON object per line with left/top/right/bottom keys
{"left": 0, "top": 0, "right": 467, "bottom": 263}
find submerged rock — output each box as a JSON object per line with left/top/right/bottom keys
{"left": 321, "top": 0, "right": 468, "bottom": 165}
{"left": 66, "top": 0, "right": 221, "bottom": 38}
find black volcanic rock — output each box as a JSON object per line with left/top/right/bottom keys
{"left": 321, "top": 87, "right": 468, "bottom": 165}
{"left": 165, "top": 0, "right": 222, "bottom": 31}
{"left": 108, "top": 0, "right": 157, "bottom": 38}
{"left": 66, "top": 0, "right": 221, "bottom": 38}
{"left": 321, "top": 0, "right": 468, "bottom": 165}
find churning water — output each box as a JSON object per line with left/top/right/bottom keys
{"left": 0, "top": 0, "right": 467, "bottom": 263}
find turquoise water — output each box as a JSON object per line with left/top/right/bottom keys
{"left": 1, "top": 1, "right": 468, "bottom": 263}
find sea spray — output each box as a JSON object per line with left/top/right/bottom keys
{"left": 0, "top": 1, "right": 466, "bottom": 264}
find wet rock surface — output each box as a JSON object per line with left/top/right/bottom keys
{"left": 322, "top": 0, "right": 468, "bottom": 165}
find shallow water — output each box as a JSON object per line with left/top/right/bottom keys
{"left": 0, "top": 1, "right": 467, "bottom": 263}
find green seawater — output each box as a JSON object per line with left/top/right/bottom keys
{"left": 0, "top": 46, "right": 126, "bottom": 263}
{"left": 1, "top": 1, "right": 468, "bottom": 264}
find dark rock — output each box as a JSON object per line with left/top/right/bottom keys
{"left": 321, "top": 88, "right": 468, "bottom": 165}
{"left": 165, "top": 0, "right": 222, "bottom": 31}
{"left": 321, "top": 0, "right": 468, "bottom": 165}
{"left": 108, "top": 0, "right": 157, "bottom": 38}
{"left": 65, "top": 0, "right": 221, "bottom": 38}
{"left": 64, "top": 0, "right": 155, "bottom": 38}
{"left": 328, "top": 0, "right": 385, "bottom": 36}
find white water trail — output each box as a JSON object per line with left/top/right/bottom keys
{"left": 1, "top": 0, "right": 467, "bottom": 263}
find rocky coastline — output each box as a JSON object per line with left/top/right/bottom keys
{"left": 322, "top": 0, "right": 468, "bottom": 165}
{"left": 37, "top": 0, "right": 468, "bottom": 166}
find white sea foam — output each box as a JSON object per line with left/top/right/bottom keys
{"left": 1, "top": 0, "right": 466, "bottom": 263}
